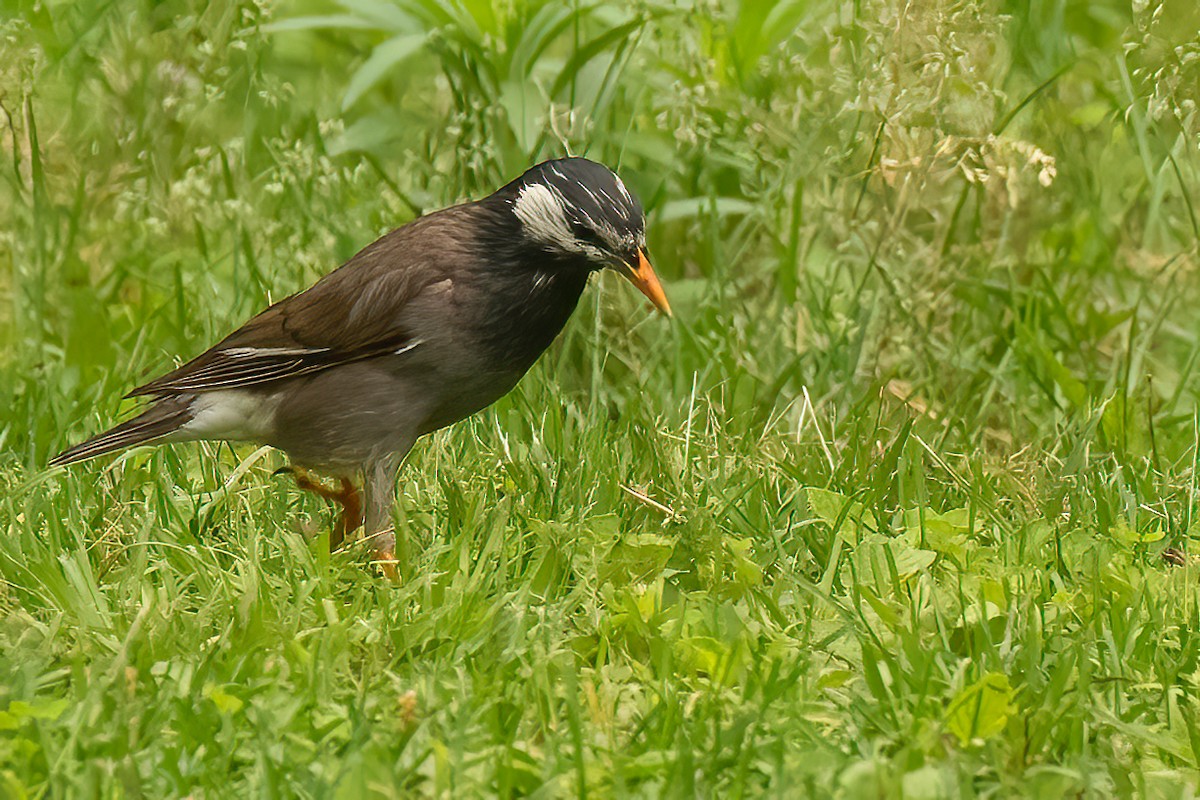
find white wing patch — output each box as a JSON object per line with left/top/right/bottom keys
{"left": 395, "top": 339, "right": 423, "bottom": 356}
{"left": 226, "top": 340, "right": 422, "bottom": 360}
{"left": 223, "top": 346, "right": 329, "bottom": 358}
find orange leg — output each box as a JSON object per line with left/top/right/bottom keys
{"left": 332, "top": 478, "right": 365, "bottom": 551}
{"left": 373, "top": 548, "right": 399, "bottom": 581}
{"left": 286, "top": 469, "right": 364, "bottom": 552}
{"left": 363, "top": 456, "right": 401, "bottom": 581}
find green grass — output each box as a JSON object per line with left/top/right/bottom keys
{"left": 3, "top": 0, "right": 1200, "bottom": 795}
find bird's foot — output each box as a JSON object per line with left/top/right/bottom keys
{"left": 361, "top": 527, "right": 400, "bottom": 581}
{"left": 373, "top": 546, "right": 399, "bottom": 581}
{"left": 279, "top": 466, "right": 364, "bottom": 552}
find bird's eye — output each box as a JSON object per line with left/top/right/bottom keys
{"left": 569, "top": 220, "right": 604, "bottom": 250}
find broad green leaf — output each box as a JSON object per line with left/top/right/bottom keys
{"left": 945, "top": 673, "right": 1015, "bottom": 745}
{"left": 852, "top": 535, "right": 937, "bottom": 585}
{"left": 858, "top": 585, "right": 902, "bottom": 627}
{"left": 1112, "top": 519, "right": 1165, "bottom": 545}
{"left": 548, "top": 16, "right": 646, "bottom": 99}
{"left": 725, "top": 536, "right": 764, "bottom": 589}
{"left": 892, "top": 546, "right": 936, "bottom": 578}
{"left": 903, "top": 507, "right": 970, "bottom": 559}
{"left": 731, "top": 0, "right": 812, "bottom": 80}
{"left": 261, "top": 14, "right": 378, "bottom": 33}
{"left": 808, "top": 488, "right": 878, "bottom": 544}
{"left": 342, "top": 33, "right": 427, "bottom": 111}
{"left": 655, "top": 197, "right": 755, "bottom": 224}
{"left": 6, "top": 699, "right": 69, "bottom": 721}
{"left": 838, "top": 759, "right": 887, "bottom": 796}
{"left": 817, "top": 669, "right": 855, "bottom": 690}
{"left": 0, "top": 698, "right": 69, "bottom": 731}
{"left": 497, "top": 78, "right": 546, "bottom": 157}
{"left": 336, "top": 0, "right": 420, "bottom": 31}
{"left": 509, "top": 3, "right": 578, "bottom": 79}
{"left": 204, "top": 684, "right": 245, "bottom": 715}
{"left": 902, "top": 765, "right": 953, "bottom": 800}
{"left": 674, "top": 635, "right": 726, "bottom": 676}
{"left": 326, "top": 114, "right": 404, "bottom": 156}
{"left": 599, "top": 532, "right": 674, "bottom": 586}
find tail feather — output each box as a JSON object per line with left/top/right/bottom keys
{"left": 50, "top": 398, "right": 195, "bottom": 467}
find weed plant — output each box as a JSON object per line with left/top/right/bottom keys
{"left": 3, "top": 0, "right": 1200, "bottom": 795}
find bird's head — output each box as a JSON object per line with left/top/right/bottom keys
{"left": 503, "top": 157, "right": 671, "bottom": 317}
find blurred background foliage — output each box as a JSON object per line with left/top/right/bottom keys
{"left": 4, "top": 0, "right": 1200, "bottom": 795}
{"left": 4, "top": 0, "right": 1200, "bottom": 470}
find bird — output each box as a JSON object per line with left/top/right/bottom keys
{"left": 51, "top": 157, "right": 671, "bottom": 578}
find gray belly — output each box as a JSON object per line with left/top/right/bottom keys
{"left": 263, "top": 355, "right": 527, "bottom": 472}
{"left": 418, "top": 368, "right": 524, "bottom": 435}
{"left": 266, "top": 361, "right": 433, "bottom": 473}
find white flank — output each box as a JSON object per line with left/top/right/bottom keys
{"left": 180, "top": 390, "right": 282, "bottom": 441}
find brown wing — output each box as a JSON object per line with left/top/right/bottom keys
{"left": 128, "top": 212, "right": 465, "bottom": 397}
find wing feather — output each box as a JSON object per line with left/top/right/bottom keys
{"left": 127, "top": 210, "right": 469, "bottom": 397}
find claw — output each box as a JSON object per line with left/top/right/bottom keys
{"left": 285, "top": 466, "right": 364, "bottom": 553}
{"left": 374, "top": 547, "right": 399, "bottom": 581}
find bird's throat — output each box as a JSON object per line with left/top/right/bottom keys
{"left": 475, "top": 259, "right": 590, "bottom": 372}
{"left": 467, "top": 200, "right": 593, "bottom": 371}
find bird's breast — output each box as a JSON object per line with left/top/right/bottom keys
{"left": 409, "top": 265, "right": 588, "bottom": 434}
{"left": 469, "top": 266, "right": 590, "bottom": 371}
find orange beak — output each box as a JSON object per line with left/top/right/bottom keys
{"left": 619, "top": 248, "right": 672, "bottom": 317}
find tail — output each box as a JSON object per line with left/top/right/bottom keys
{"left": 50, "top": 397, "right": 196, "bottom": 467}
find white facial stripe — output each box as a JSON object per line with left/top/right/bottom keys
{"left": 513, "top": 182, "right": 577, "bottom": 253}
{"left": 513, "top": 167, "right": 643, "bottom": 261}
